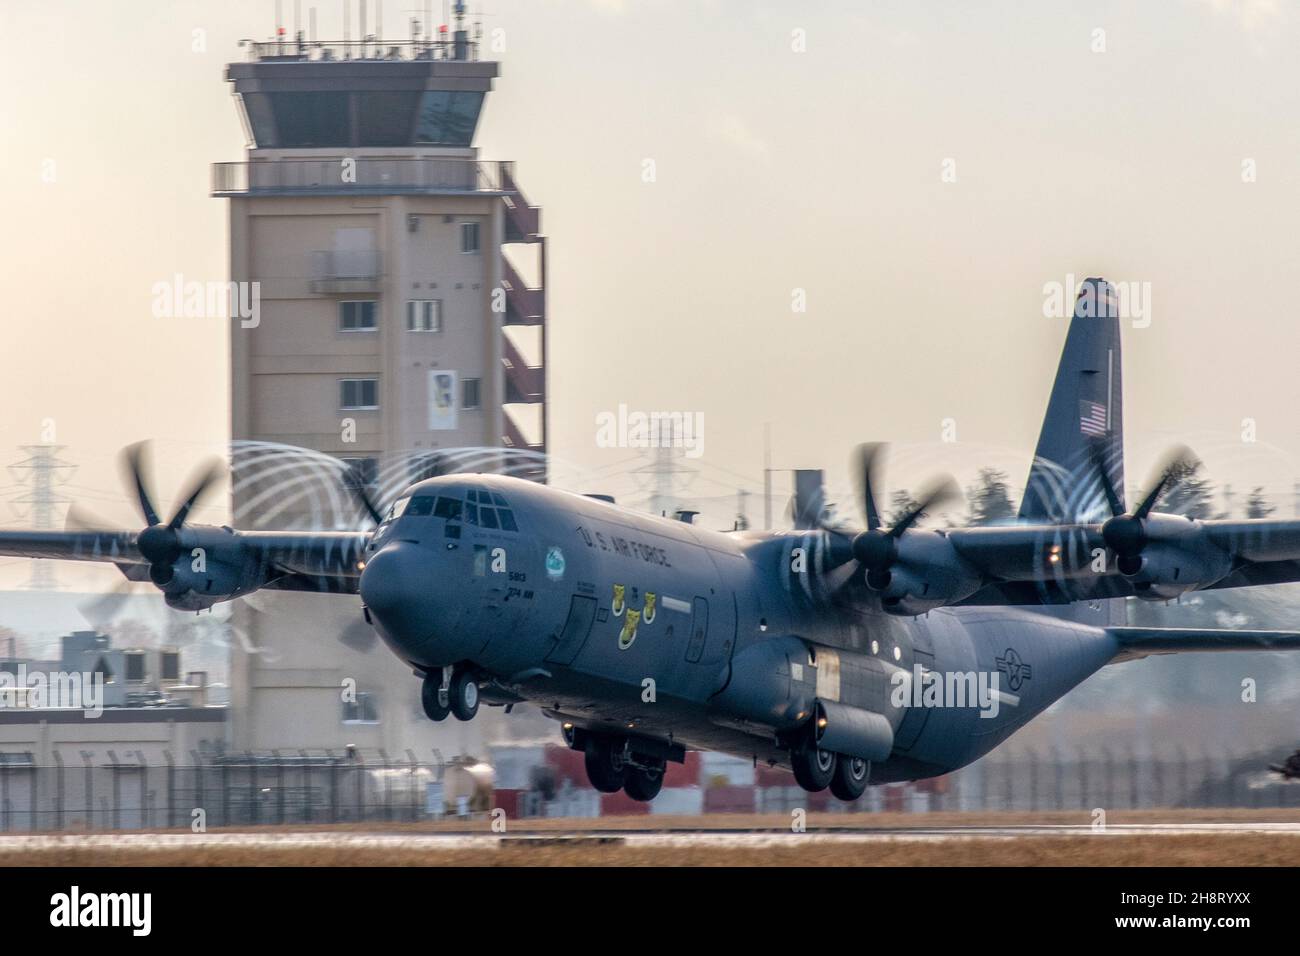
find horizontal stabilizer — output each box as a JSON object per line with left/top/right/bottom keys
{"left": 1107, "top": 626, "right": 1300, "bottom": 664}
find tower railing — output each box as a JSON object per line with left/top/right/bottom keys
{"left": 242, "top": 38, "right": 478, "bottom": 63}
{"left": 212, "top": 158, "right": 509, "bottom": 197}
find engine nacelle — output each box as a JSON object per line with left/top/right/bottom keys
{"left": 160, "top": 559, "right": 255, "bottom": 611}
{"left": 1121, "top": 516, "right": 1234, "bottom": 601}
{"left": 869, "top": 531, "right": 983, "bottom": 615}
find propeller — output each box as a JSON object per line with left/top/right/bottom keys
{"left": 848, "top": 443, "right": 962, "bottom": 588}
{"left": 121, "top": 442, "right": 224, "bottom": 586}
{"left": 1095, "top": 444, "right": 1199, "bottom": 574}
{"left": 342, "top": 465, "right": 384, "bottom": 527}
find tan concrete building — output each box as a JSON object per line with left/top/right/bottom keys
{"left": 212, "top": 30, "right": 546, "bottom": 756}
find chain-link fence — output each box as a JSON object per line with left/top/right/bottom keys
{"left": 0, "top": 746, "right": 1293, "bottom": 830}
{"left": 0, "top": 751, "right": 452, "bottom": 832}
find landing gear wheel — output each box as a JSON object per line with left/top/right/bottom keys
{"left": 791, "top": 743, "right": 837, "bottom": 793}
{"left": 420, "top": 677, "right": 449, "bottom": 722}
{"left": 449, "top": 670, "right": 480, "bottom": 721}
{"left": 623, "top": 763, "right": 665, "bottom": 802}
{"left": 829, "top": 755, "right": 869, "bottom": 801}
{"left": 583, "top": 738, "right": 627, "bottom": 793}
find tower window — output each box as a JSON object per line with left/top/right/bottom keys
{"left": 462, "top": 377, "right": 482, "bottom": 410}
{"left": 339, "top": 300, "right": 377, "bottom": 331}
{"left": 406, "top": 299, "right": 442, "bottom": 332}
{"left": 340, "top": 379, "right": 379, "bottom": 410}
{"left": 342, "top": 692, "right": 380, "bottom": 724}
{"left": 341, "top": 456, "right": 379, "bottom": 489}
{"left": 460, "top": 222, "right": 481, "bottom": 254}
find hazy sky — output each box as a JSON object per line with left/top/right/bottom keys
{"left": 3, "top": 0, "right": 1300, "bottom": 591}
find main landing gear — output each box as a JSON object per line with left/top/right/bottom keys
{"left": 566, "top": 727, "right": 669, "bottom": 802}
{"left": 421, "top": 666, "right": 479, "bottom": 722}
{"left": 790, "top": 731, "right": 870, "bottom": 802}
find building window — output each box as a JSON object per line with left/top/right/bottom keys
{"left": 125, "top": 653, "right": 146, "bottom": 682}
{"left": 462, "top": 377, "right": 482, "bottom": 410}
{"left": 341, "top": 456, "right": 379, "bottom": 489}
{"left": 161, "top": 651, "right": 180, "bottom": 682}
{"left": 339, "top": 300, "right": 378, "bottom": 331}
{"left": 342, "top": 692, "right": 380, "bottom": 724}
{"left": 406, "top": 299, "right": 442, "bottom": 332}
{"left": 460, "top": 221, "right": 480, "bottom": 254}
{"left": 340, "top": 378, "right": 379, "bottom": 410}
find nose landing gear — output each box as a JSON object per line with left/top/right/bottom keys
{"left": 421, "top": 666, "right": 480, "bottom": 722}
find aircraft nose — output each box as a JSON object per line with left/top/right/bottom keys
{"left": 359, "top": 544, "right": 419, "bottom": 616}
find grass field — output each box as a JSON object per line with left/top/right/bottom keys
{"left": 1, "top": 808, "right": 1296, "bottom": 866}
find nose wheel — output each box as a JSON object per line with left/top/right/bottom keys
{"left": 449, "top": 669, "right": 479, "bottom": 721}
{"left": 420, "top": 677, "right": 449, "bottom": 722}
{"left": 421, "top": 667, "right": 480, "bottom": 722}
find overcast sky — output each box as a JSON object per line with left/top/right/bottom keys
{"left": 3, "top": 0, "right": 1299, "bottom": 592}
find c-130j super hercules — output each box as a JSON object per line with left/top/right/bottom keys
{"left": 6, "top": 278, "right": 1300, "bottom": 802}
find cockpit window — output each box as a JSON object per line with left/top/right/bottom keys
{"left": 405, "top": 495, "right": 436, "bottom": 516}
{"left": 433, "top": 496, "right": 462, "bottom": 520}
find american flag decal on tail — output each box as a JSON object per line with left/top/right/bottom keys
{"left": 1080, "top": 400, "right": 1108, "bottom": 437}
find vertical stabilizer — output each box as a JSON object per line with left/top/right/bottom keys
{"left": 1019, "top": 277, "right": 1124, "bottom": 524}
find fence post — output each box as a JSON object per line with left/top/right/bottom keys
{"left": 248, "top": 752, "right": 258, "bottom": 826}
{"left": 327, "top": 750, "right": 339, "bottom": 824}
{"left": 354, "top": 750, "right": 365, "bottom": 823}
{"left": 81, "top": 750, "right": 94, "bottom": 831}
{"left": 406, "top": 749, "right": 418, "bottom": 822}
{"left": 274, "top": 750, "right": 285, "bottom": 825}
{"left": 53, "top": 751, "right": 64, "bottom": 832}
{"left": 27, "top": 751, "right": 37, "bottom": 833}
{"left": 136, "top": 751, "right": 148, "bottom": 830}
{"left": 379, "top": 749, "right": 392, "bottom": 823}
{"left": 301, "top": 750, "right": 312, "bottom": 824}
{"left": 165, "top": 751, "right": 175, "bottom": 830}
{"left": 107, "top": 750, "right": 122, "bottom": 830}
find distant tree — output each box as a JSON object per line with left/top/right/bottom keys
{"left": 1245, "top": 486, "right": 1276, "bottom": 519}
{"left": 887, "top": 489, "right": 922, "bottom": 527}
{"left": 1160, "top": 459, "right": 1220, "bottom": 518}
{"left": 966, "top": 468, "right": 1016, "bottom": 525}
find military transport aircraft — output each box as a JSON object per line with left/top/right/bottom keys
{"left": 5, "top": 277, "right": 1300, "bottom": 802}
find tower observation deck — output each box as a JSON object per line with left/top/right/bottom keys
{"left": 214, "top": 18, "right": 547, "bottom": 486}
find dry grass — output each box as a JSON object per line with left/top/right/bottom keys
{"left": 0, "top": 833, "right": 1295, "bottom": 867}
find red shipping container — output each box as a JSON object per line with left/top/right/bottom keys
{"left": 600, "top": 790, "right": 652, "bottom": 816}
{"left": 702, "top": 785, "right": 756, "bottom": 814}
{"left": 544, "top": 743, "right": 587, "bottom": 786}
{"left": 755, "top": 763, "right": 793, "bottom": 787}
{"left": 663, "top": 750, "right": 701, "bottom": 788}
{"left": 492, "top": 788, "right": 522, "bottom": 820}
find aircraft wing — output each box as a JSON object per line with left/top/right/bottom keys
{"left": 0, "top": 529, "right": 142, "bottom": 565}
{"left": 943, "top": 517, "right": 1300, "bottom": 608}
{"left": 1106, "top": 626, "right": 1300, "bottom": 663}
{"left": 0, "top": 528, "right": 369, "bottom": 602}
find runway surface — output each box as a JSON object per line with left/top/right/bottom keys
{"left": 1, "top": 821, "right": 1297, "bottom": 852}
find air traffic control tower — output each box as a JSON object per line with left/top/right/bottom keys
{"left": 212, "top": 9, "right": 547, "bottom": 754}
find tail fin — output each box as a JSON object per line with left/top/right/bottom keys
{"left": 1019, "top": 276, "right": 1125, "bottom": 524}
